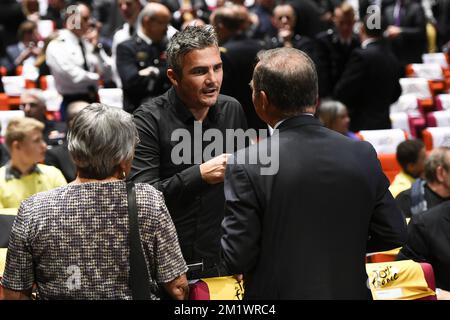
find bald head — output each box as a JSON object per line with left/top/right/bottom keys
{"left": 66, "top": 3, "right": 91, "bottom": 37}
{"left": 139, "top": 2, "right": 171, "bottom": 42}
{"left": 252, "top": 47, "right": 318, "bottom": 114}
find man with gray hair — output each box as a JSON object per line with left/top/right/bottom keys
{"left": 20, "top": 89, "right": 66, "bottom": 146}
{"left": 129, "top": 25, "right": 247, "bottom": 279}
{"left": 396, "top": 147, "right": 450, "bottom": 219}
{"left": 116, "top": 2, "right": 172, "bottom": 112}
{"left": 221, "top": 47, "right": 406, "bottom": 299}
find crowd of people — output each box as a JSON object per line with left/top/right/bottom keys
{"left": 0, "top": 0, "right": 449, "bottom": 300}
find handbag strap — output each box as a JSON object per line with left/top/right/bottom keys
{"left": 126, "top": 181, "right": 151, "bottom": 300}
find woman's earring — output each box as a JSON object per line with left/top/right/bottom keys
{"left": 122, "top": 171, "right": 126, "bottom": 179}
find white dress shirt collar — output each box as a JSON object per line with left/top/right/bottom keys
{"left": 137, "top": 28, "right": 153, "bottom": 46}
{"left": 361, "top": 38, "right": 378, "bottom": 49}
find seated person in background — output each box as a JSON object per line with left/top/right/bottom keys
{"left": 20, "top": 89, "right": 66, "bottom": 146}
{"left": 389, "top": 139, "right": 426, "bottom": 198}
{"left": 4, "top": 20, "right": 41, "bottom": 75}
{"left": 316, "top": 99, "right": 358, "bottom": 140}
{"left": 397, "top": 200, "right": 450, "bottom": 298}
{"left": 45, "top": 101, "right": 89, "bottom": 182}
{"left": 0, "top": 103, "right": 188, "bottom": 300}
{"left": 0, "top": 117, "right": 66, "bottom": 209}
{"left": 396, "top": 147, "right": 450, "bottom": 218}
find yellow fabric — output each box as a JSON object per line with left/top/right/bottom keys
{"left": 366, "top": 260, "right": 435, "bottom": 300}
{"left": 201, "top": 276, "right": 244, "bottom": 300}
{"left": 0, "top": 248, "right": 6, "bottom": 277}
{"left": 0, "top": 164, "right": 67, "bottom": 209}
{"left": 389, "top": 171, "right": 415, "bottom": 198}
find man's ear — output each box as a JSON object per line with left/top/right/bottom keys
{"left": 436, "top": 166, "right": 445, "bottom": 183}
{"left": 11, "top": 140, "right": 20, "bottom": 152}
{"left": 260, "top": 90, "right": 269, "bottom": 111}
{"left": 167, "top": 68, "right": 179, "bottom": 87}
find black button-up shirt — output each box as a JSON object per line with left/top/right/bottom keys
{"left": 129, "top": 87, "right": 248, "bottom": 267}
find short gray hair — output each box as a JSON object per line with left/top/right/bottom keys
{"left": 68, "top": 103, "right": 139, "bottom": 180}
{"left": 317, "top": 100, "right": 347, "bottom": 129}
{"left": 252, "top": 47, "right": 318, "bottom": 115}
{"left": 424, "top": 147, "right": 450, "bottom": 183}
{"left": 167, "top": 25, "right": 218, "bottom": 76}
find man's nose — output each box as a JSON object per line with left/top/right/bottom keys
{"left": 205, "top": 68, "right": 216, "bottom": 84}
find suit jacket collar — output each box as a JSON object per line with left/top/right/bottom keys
{"left": 276, "top": 114, "right": 323, "bottom": 132}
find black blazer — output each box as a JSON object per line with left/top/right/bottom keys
{"left": 116, "top": 35, "right": 171, "bottom": 113}
{"left": 315, "top": 29, "right": 360, "bottom": 98}
{"left": 220, "top": 35, "right": 266, "bottom": 131}
{"left": 221, "top": 115, "right": 407, "bottom": 299}
{"left": 45, "top": 142, "right": 76, "bottom": 183}
{"left": 334, "top": 40, "right": 402, "bottom": 132}
{"left": 397, "top": 201, "right": 450, "bottom": 290}
{"left": 383, "top": 0, "right": 427, "bottom": 65}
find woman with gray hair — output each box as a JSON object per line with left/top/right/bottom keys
{"left": 0, "top": 103, "right": 189, "bottom": 300}
{"left": 317, "top": 100, "right": 359, "bottom": 140}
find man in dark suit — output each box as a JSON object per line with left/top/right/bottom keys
{"left": 221, "top": 47, "right": 407, "bottom": 299}
{"left": 397, "top": 200, "right": 450, "bottom": 295}
{"left": 116, "top": 3, "right": 172, "bottom": 113}
{"left": 383, "top": 0, "right": 427, "bottom": 66}
{"left": 316, "top": 2, "right": 360, "bottom": 98}
{"left": 333, "top": 17, "right": 402, "bottom": 132}
{"left": 212, "top": 4, "right": 266, "bottom": 131}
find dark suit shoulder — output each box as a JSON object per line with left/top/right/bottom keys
{"left": 416, "top": 201, "right": 450, "bottom": 225}
{"left": 316, "top": 29, "right": 334, "bottom": 40}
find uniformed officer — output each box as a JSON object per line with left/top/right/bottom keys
{"left": 116, "top": 2, "right": 172, "bottom": 113}
{"left": 315, "top": 2, "right": 360, "bottom": 98}
{"left": 46, "top": 3, "right": 109, "bottom": 119}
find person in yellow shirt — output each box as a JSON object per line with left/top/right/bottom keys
{"left": 0, "top": 117, "right": 66, "bottom": 209}
{"left": 389, "top": 139, "right": 426, "bottom": 198}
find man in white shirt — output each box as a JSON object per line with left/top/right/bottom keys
{"left": 46, "top": 3, "right": 109, "bottom": 119}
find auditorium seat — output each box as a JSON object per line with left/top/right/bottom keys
{"left": 377, "top": 154, "right": 401, "bottom": 184}
{"left": 366, "top": 247, "right": 401, "bottom": 263}
{"left": 435, "top": 94, "right": 450, "bottom": 111}
{"left": 0, "top": 110, "right": 25, "bottom": 137}
{"left": 422, "top": 126, "right": 450, "bottom": 151}
{"left": 426, "top": 110, "right": 450, "bottom": 127}
{"left": 366, "top": 260, "right": 437, "bottom": 300}
{"left": 357, "top": 129, "right": 407, "bottom": 154}
{"left": 1, "top": 76, "right": 26, "bottom": 97}
{"left": 399, "top": 78, "right": 435, "bottom": 111}
{"left": 98, "top": 88, "right": 123, "bottom": 109}
{"left": 39, "top": 75, "right": 57, "bottom": 91}
{"left": 390, "top": 111, "right": 425, "bottom": 138}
